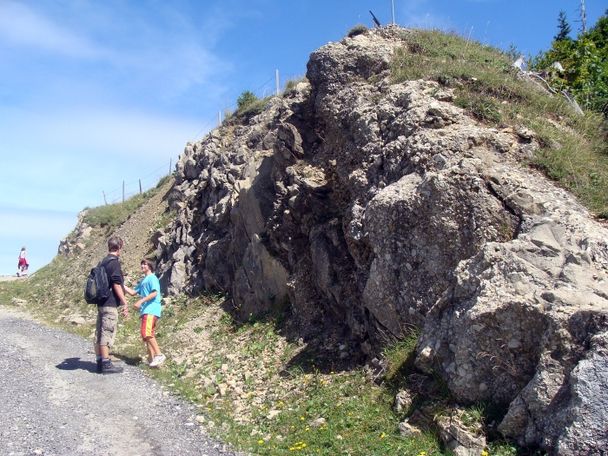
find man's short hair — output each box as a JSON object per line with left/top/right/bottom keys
{"left": 141, "top": 258, "right": 155, "bottom": 272}
{"left": 108, "top": 236, "right": 124, "bottom": 253}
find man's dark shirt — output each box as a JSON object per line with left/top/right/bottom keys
{"left": 100, "top": 254, "right": 123, "bottom": 307}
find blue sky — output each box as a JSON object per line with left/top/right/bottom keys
{"left": 0, "top": 0, "right": 605, "bottom": 275}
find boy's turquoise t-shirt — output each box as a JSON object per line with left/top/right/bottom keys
{"left": 135, "top": 273, "right": 162, "bottom": 317}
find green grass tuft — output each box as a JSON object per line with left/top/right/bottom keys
{"left": 391, "top": 29, "right": 608, "bottom": 217}
{"left": 83, "top": 177, "right": 170, "bottom": 228}
{"left": 383, "top": 329, "right": 420, "bottom": 383}
{"left": 347, "top": 24, "right": 368, "bottom": 38}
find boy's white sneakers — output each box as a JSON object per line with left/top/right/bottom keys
{"left": 149, "top": 354, "right": 166, "bottom": 367}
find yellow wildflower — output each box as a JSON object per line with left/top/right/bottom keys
{"left": 288, "top": 441, "right": 308, "bottom": 451}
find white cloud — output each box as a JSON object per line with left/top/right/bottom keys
{"left": 0, "top": 105, "right": 204, "bottom": 161}
{"left": 0, "top": 104, "right": 208, "bottom": 212}
{"left": 0, "top": 1, "right": 110, "bottom": 59}
{"left": 0, "top": 208, "right": 76, "bottom": 240}
{"left": 0, "top": 2, "right": 243, "bottom": 215}
{"left": 0, "top": 1, "right": 232, "bottom": 99}
{"left": 120, "top": 41, "right": 231, "bottom": 100}
{"left": 42, "top": 109, "right": 200, "bottom": 158}
{"left": 397, "top": 0, "right": 453, "bottom": 30}
{"left": 403, "top": 12, "right": 452, "bottom": 30}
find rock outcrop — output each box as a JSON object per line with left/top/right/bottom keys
{"left": 58, "top": 210, "right": 93, "bottom": 256}
{"left": 155, "top": 27, "right": 608, "bottom": 454}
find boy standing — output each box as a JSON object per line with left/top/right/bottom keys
{"left": 125, "top": 259, "right": 166, "bottom": 367}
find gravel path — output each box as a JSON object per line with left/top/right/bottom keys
{"left": 0, "top": 275, "right": 23, "bottom": 282}
{"left": 0, "top": 306, "right": 241, "bottom": 456}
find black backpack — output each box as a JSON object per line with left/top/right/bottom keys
{"left": 84, "top": 257, "right": 116, "bottom": 304}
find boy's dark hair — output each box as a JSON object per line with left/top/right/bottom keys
{"left": 108, "top": 236, "right": 124, "bottom": 253}
{"left": 141, "top": 258, "right": 155, "bottom": 272}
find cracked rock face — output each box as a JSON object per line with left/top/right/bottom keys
{"left": 416, "top": 164, "right": 608, "bottom": 453}
{"left": 156, "top": 27, "right": 608, "bottom": 454}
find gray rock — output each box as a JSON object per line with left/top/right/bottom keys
{"left": 398, "top": 419, "right": 422, "bottom": 437}
{"left": 393, "top": 390, "right": 413, "bottom": 414}
{"left": 154, "top": 27, "right": 608, "bottom": 454}
{"left": 67, "top": 316, "right": 87, "bottom": 326}
{"left": 436, "top": 413, "right": 486, "bottom": 456}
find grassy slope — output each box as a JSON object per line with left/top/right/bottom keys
{"left": 392, "top": 29, "right": 608, "bottom": 218}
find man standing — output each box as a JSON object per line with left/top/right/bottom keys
{"left": 94, "top": 236, "right": 129, "bottom": 374}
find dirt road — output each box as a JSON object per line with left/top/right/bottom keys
{"left": 0, "top": 306, "right": 239, "bottom": 456}
{"left": 0, "top": 275, "right": 23, "bottom": 282}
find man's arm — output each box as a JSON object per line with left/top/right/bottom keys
{"left": 112, "top": 283, "right": 129, "bottom": 317}
{"left": 106, "top": 257, "right": 129, "bottom": 317}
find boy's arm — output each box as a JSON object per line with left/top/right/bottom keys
{"left": 134, "top": 291, "right": 157, "bottom": 310}
{"left": 123, "top": 285, "right": 138, "bottom": 296}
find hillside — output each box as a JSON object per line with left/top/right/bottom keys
{"left": 2, "top": 26, "right": 608, "bottom": 455}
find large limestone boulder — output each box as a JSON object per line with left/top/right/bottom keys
{"left": 157, "top": 27, "right": 608, "bottom": 454}
{"left": 415, "top": 164, "right": 608, "bottom": 453}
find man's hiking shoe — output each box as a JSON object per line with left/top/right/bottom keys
{"left": 149, "top": 354, "right": 166, "bottom": 368}
{"left": 101, "top": 359, "right": 124, "bottom": 374}
{"left": 96, "top": 359, "right": 103, "bottom": 373}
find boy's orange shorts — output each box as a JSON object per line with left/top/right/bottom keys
{"left": 140, "top": 314, "right": 158, "bottom": 340}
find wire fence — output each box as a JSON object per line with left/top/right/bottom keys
{"left": 101, "top": 69, "right": 303, "bottom": 206}
{"left": 102, "top": 161, "right": 174, "bottom": 205}
{"left": 189, "top": 70, "right": 303, "bottom": 141}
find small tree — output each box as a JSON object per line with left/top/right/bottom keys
{"left": 584, "top": 9, "right": 608, "bottom": 49}
{"left": 555, "top": 10, "right": 572, "bottom": 41}
{"left": 237, "top": 91, "right": 258, "bottom": 111}
{"left": 532, "top": 9, "right": 608, "bottom": 116}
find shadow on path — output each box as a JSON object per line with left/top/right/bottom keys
{"left": 112, "top": 354, "right": 141, "bottom": 366}
{"left": 56, "top": 357, "right": 97, "bottom": 373}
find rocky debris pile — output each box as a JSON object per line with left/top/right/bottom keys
{"left": 154, "top": 27, "right": 607, "bottom": 454}
{"left": 58, "top": 210, "right": 93, "bottom": 256}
